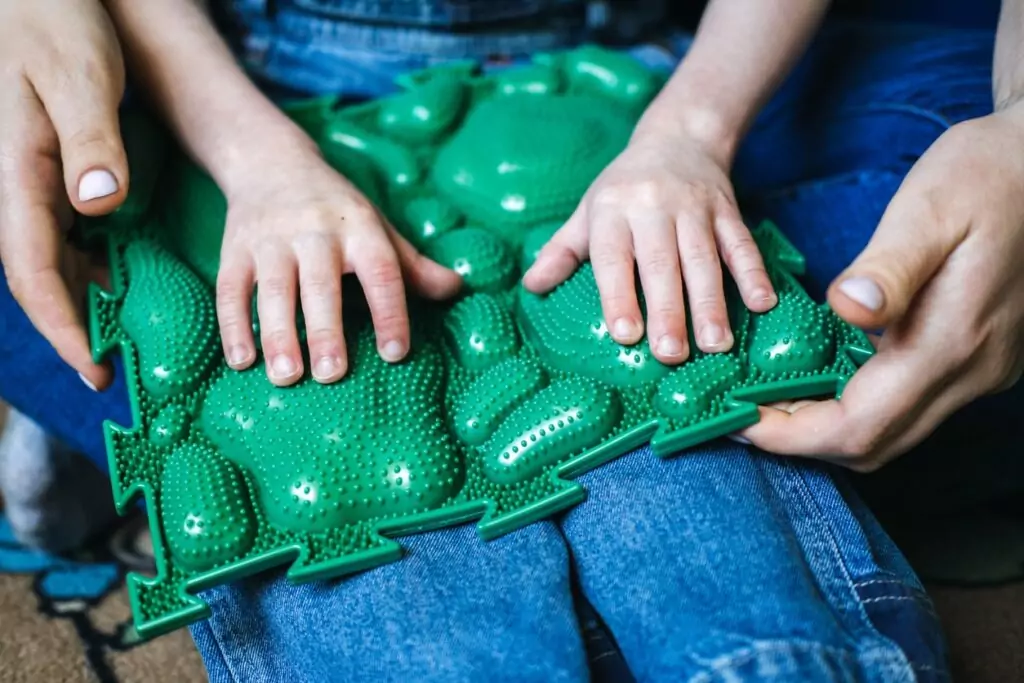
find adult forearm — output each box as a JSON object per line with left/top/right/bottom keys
{"left": 995, "top": 0, "right": 1024, "bottom": 110}
{"left": 104, "top": 0, "right": 314, "bottom": 192}
{"left": 634, "top": 0, "right": 830, "bottom": 164}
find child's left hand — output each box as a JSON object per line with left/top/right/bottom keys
{"left": 523, "top": 129, "right": 777, "bottom": 365}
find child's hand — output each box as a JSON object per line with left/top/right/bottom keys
{"left": 216, "top": 144, "right": 462, "bottom": 387}
{"left": 523, "top": 131, "right": 776, "bottom": 364}
{"left": 0, "top": 0, "right": 129, "bottom": 390}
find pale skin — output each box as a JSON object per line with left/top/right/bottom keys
{"left": 0, "top": 0, "right": 1021, "bottom": 470}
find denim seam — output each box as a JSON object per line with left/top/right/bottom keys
{"left": 853, "top": 576, "right": 935, "bottom": 601}
{"left": 687, "top": 638, "right": 896, "bottom": 683}
{"left": 860, "top": 595, "right": 940, "bottom": 622}
{"left": 787, "top": 463, "right": 917, "bottom": 677}
{"left": 205, "top": 614, "right": 244, "bottom": 683}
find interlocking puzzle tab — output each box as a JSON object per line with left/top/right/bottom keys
{"left": 83, "top": 46, "right": 873, "bottom": 639}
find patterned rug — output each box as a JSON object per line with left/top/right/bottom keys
{"left": 0, "top": 508, "right": 206, "bottom": 683}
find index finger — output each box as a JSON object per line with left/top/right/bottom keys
{"left": 740, "top": 344, "right": 946, "bottom": 465}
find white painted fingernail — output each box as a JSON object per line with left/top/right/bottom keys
{"left": 838, "top": 276, "right": 885, "bottom": 312}
{"left": 78, "top": 372, "right": 98, "bottom": 391}
{"left": 381, "top": 340, "right": 406, "bottom": 362}
{"left": 727, "top": 433, "right": 752, "bottom": 445}
{"left": 78, "top": 169, "right": 119, "bottom": 202}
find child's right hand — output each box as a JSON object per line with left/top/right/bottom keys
{"left": 216, "top": 141, "right": 462, "bottom": 387}
{"left": 0, "top": 0, "right": 129, "bottom": 391}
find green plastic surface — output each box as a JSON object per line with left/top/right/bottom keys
{"left": 82, "top": 46, "right": 874, "bottom": 639}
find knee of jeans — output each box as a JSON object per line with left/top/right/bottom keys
{"left": 650, "top": 634, "right": 920, "bottom": 683}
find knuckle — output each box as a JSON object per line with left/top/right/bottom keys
{"left": 363, "top": 256, "right": 402, "bottom": 288}
{"left": 723, "top": 233, "right": 761, "bottom": 264}
{"left": 680, "top": 242, "right": 716, "bottom": 270}
{"left": 305, "top": 326, "right": 341, "bottom": 346}
{"left": 260, "top": 328, "right": 294, "bottom": 353}
{"left": 641, "top": 251, "right": 678, "bottom": 277}
{"left": 300, "top": 271, "right": 341, "bottom": 298}
{"left": 257, "top": 275, "right": 293, "bottom": 299}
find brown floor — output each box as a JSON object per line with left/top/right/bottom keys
{"left": 0, "top": 573, "right": 206, "bottom": 683}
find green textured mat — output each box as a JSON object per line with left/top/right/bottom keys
{"left": 82, "top": 46, "right": 874, "bottom": 639}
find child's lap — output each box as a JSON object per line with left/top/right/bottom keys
{"left": 192, "top": 445, "right": 940, "bottom": 682}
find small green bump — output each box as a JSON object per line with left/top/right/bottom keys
{"left": 497, "top": 64, "right": 563, "bottom": 96}
{"left": 482, "top": 378, "right": 621, "bottom": 484}
{"left": 453, "top": 357, "right": 546, "bottom": 446}
{"left": 403, "top": 196, "right": 464, "bottom": 247}
{"left": 426, "top": 227, "right": 515, "bottom": 293}
{"left": 748, "top": 295, "right": 836, "bottom": 376}
{"left": 377, "top": 75, "right": 466, "bottom": 143}
{"left": 150, "top": 404, "right": 191, "bottom": 447}
{"left": 160, "top": 441, "right": 256, "bottom": 572}
{"left": 654, "top": 354, "right": 745, "bottom": 424}
{"left": 443, "top": 293, "right": 519, "bottom": 372}
{"left": 325, "top": 118, "right": 420, "bottom": 187}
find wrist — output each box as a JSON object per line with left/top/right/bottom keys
{"left": 203, "top": 114, "right": 320, "bottom": 197}
{"left": 631, "top": 102, "right": 741, "bottom": 167}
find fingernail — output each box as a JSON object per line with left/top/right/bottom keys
{"left": 313, "top": 356, "right": 340, "bottom": 380}
{"left": 78, "top": 169, "right": 119, "bottom": 202}
{"left": 381, "top": 340, "right": 406, "bottom": 362}
{"left": 656, "top": 335, "right": 685, "bottom": 358}
{"left": 227, "top": 345, "right": 252, "bottom": 368}
{"left": 727, "top": 433, "right": 752, "bottom": 445}
{"left": 270, "top": 354, "right": 297, "bottom": 379}
{"left": 838, "top": 276, "right": 885, "bottom": 312}
{"left": 613, "top": 317, "right": 640, "bottom": 341}
{"left": 701, "top": 323, "right": 726, "bottom": 348}
{"left": 752, "top": 288, "right": 776, "bottom": 305}
{"left": 78, "top": 372, "right": 98, "bottom": 392}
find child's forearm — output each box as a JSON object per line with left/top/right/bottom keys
{"left": 636, "top": 0, "right": 830, "bottom": 163}
{"left": 104, "top": 0, "right": 314, "bottom": 194}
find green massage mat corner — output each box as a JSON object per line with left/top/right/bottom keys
{"left": 79, "top": 45, "right": 874, "bottom": 639}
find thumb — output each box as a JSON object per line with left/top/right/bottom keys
{"left": 827, "top": 193, "right": 962, "bottom": 329}
{"left": 30, "top": 41, "right": 129, "bottom": 217}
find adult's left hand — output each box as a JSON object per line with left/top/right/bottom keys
{"left": 740, "top": 106, "right": 1024, "bottom": 471}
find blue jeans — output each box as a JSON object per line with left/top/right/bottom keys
{"left": 0, "top": 14, "right": 1005, "bottom": 683}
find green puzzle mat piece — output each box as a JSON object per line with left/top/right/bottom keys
{"left": 81, "top": 45, "right": 874, "bottom": 639}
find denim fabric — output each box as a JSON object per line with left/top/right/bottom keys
{"left": 213, "top": 0, "right": 670, "bottom": 98}
{"left": 0, "top": 12, "right": 1004, "bottom": 683}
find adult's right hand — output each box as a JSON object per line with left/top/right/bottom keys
{"left": 0, "top": 0, "right": 129, "bottom": 390}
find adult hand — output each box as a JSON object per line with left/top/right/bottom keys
{"left": 523, "top": 129, "right": 777, "bottom": 365}
{"left": 741, "top": 108, "right": 1024, "bottom": 471}
{"left": 0, "top": 0, "right": 129, "bottom": 390}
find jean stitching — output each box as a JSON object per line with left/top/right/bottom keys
{"left": 787, "top": 464, "right": 920, "bottom": 667}
{"left": 860, "top": 595, "right": 940, "bottom": 622}
{"left": 687, "top": 638, "right": 894, "bottom": 683}
{"left": 204, "top": 614, "right": 244, "bottom": 683}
